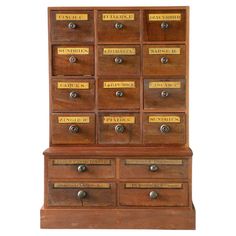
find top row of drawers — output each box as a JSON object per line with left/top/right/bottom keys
{"left": 50, "top": 10, "right": 187, "bottom": 42}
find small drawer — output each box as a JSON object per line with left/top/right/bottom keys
{"left": 97, "top": 11, "right": 140, "bottom": 42}
{"left": 50, "top": 10, "right": 94, "bottom": 42}
{"left": 143, "top": 113, "right": 186, "bottom": 144}
{"left": 51, "top": 113, "right": 95, "bottom": 145}
{"left": 52, "top": 45, "right": 94, "bottom": 76}
{"left": 48, "top": 158, "right": 115, "bottom": 179}
{"left": 143, "top": 10, "right": 186, "bottom": 41}
{"left": 98, "top": 113, "right": 140, "bottom": 144}
{"left": 144, "top": 78, "right": 186, "bottom": 110}
{"left": 98, "top": 79, "right": 140, "bottom": 110}
{"left": 97, "top": 45, "right": 140, "bottom": 76}
{"left": 48, "top": 182, "right": 116, "bottom": 207}
{"left": 143, "top": 45, "right": 186, "bottom": 76}
{"left": 120, "top": 158, "right": 188, "bottom": 179}
{"left": 51, "top": 79, "right": 95, "bottom": 112}
{"left": 119, "top": 182, "right": 188, "bottom": 207}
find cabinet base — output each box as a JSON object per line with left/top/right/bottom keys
{"left": 41, "top": 204, "right": 195, "bottom": 229}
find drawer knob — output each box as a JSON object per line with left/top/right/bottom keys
{"left": 149, "top": 164, "right": 159, "bottom": 172}
{"left": 161, "top": 57, "right": 168, "bottom": 64}
{"left": 114, "top": 22, "right": 124, "bottom": 30}
{"left": 68, "top": 22, "right": 77, "bottom": 29}
{"left": 160, "top": 124, "right": 170, "bottom": 134}
{"left": 77, "top": 190, "right": 87, "bottom": 199}
{"left": 69, "top": 125, "right": 80, "bottom": 134}
{"left": 161, "top": 90, "right": 169, "bottom": 97}
{"left": 69, "top": 91, "right": 79, "bottom": 99}
{"left": 114, "top": 57, "right": 123, "bottom": 64}
{"left": 69, "top": 56, "right": 77, "bottom": 64}
{"left": 149, "top": 191, "right": 158, "bottom": 199}
{"left": 161, "top": 21, "right": 169, "bottom": 29}
{"left": 78, "top": 164, "right": 87, "bottom": 172}
{"left": 115, "top": 124, "right": 125, "bottom": 133}
{"left": 115, "top": 91, "right": 124, "bottom": 97}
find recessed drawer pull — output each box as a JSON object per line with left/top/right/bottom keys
{"left": 149, "top": 164, "right": 159, "bottom": 172}
{"left": 160, "top": 21, "right": 169, "bottom": 30}
{"left": 69, "top": 125, "right": 80, "bottom": 134}
{"left": 68, "top": 22, "right": 77, "bottom": 29}
{"left": 115, "top": 91, "right": 124, "bottom": 97}
{"left": 77, "top": 164, "right": 87, "bottom": 172}
{"left": 115, "top": 124, "right": 125, "bottom": 133}
{"left": 160, "top": 124, "right": 170, "bottom": 134}
{"left": 114, "top": 57, "right": 123, "bottom": 64}
{"left": 114, "top": 22, "right": 124, "bottom": 29}
{"left": 149, "top": 191, "right": 158, "bottom": 199}
{"left": 161, "top": 90, "right": 169, "bottom": 97}
{"left": 77, "top": 190, "right": 87, "bottom": 199}
{"left": 68, "top": 56, "right": 77, "bottom": 63}
{"left": 69, "top": 91, "right": 79, "bottom": 99}
{"left": 160, "top": 56, "right": 168, "bottom": 64}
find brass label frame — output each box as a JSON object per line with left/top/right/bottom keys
{"left": 53, "top": 159, "right": 111, "bottom": 165}
{"left": 125, "top": 159, "right": 183, "bottom": 165}
{"left": 57, "top": 48, "right": 89, "bottom": 55}
{"left": 148, "top": 48, "right": 181, "bottom": 55}
{"left": 125, "top": 183, "right": 183, "bottom": 189}
{"left": 148, "top": 116, "right": 181, "bottom": 123}
{"left": 102, "top": 13, "right": 135, "bottom": 21}
{"left": 103, "top": 81, "right": 135, "bottom": 88}
{"left": 53, "top": 183, "right": 111, "bottom": 189}
{"left": 56, "top": 14, "right": 88, "bottom": 21}
{"left": 57, "top": 82, "right": 89, "bottom": 89}
{"left": 103, "top": 48, "right": 136, "bottom": 55}
{"left": 58, "top": 116, "right": 90, "bottom": 124}
{"left": 103, "top": 116, "right": 135, "bottom": 124}
{"left": 148, "top": 81, "right": 181, "bottom": 89}
{"left": 148, "top": 13, "right": 181, "bottom": 21}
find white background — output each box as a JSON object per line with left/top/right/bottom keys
{"left": 0, "top": 0, "right": 236, "bottom": 235}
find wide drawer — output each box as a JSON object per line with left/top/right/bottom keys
{"left": 120, "top": 158, "right": 188, "bottom": 179}
{"left": 48, "top": 182, "right": 116, "bottom": 207}
{"left": 119, "top": 182, "right": 188, "bottom": 207}
{"left": 51, "top": 113, "right": 95, "bottom": 145}
{"left": 48, "top": 158, "right": 115, "bottom": 179}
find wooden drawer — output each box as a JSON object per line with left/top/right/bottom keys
{"left": 48, "top": 158, "right": 115, "bottom": 179}
{"left": 98, "top": 79, "right": 140, "bottom": 110}
{"left": 143, "top": 45, "right": 186, "bottom": 76}
{"left": 51, "top": 79, "right": 95, "bottom": 112}
{"left": 50, "top": 10, "right": 94, "bottom": 42}
{"left": 143, "top": 113, "right": 186, "bottom": 144}
{"left": 144, "top": 78, "right": 186, "bottom": 110}
{"left": 120, "top": 158, "right": 188, "bottom": 179}
{"left": 97, "top": 45, "right": 140, "bottom": 76}
{"left": 97, "top": 11, "right": 140, "bottom": 42}
{"left": 143, "top": 10, "right": 186, "bottom": 41}
{"left": 48, "top": 182, "right": 116, "bottom": 207}
{"left": 98, "top": 113, "right": 140, "bottom": 144}
{"left": 51, "top": 113, "right": 95, "bottom": 145}
{"left": 52, "top": 45, "right": 94, "bottom": 76}
{"left": 119, "top": 182, "right": 188, "bottom": 207}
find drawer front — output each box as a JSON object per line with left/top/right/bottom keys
{"left": 51, "top": 79, "right": 95, "bottom": 112}
{"left": 97, "top": 11, "right": 140, "bottom": 42}
{"left": 143, "top": 45, "right": 186, "bottom": 76}
{"left": 97, "top": 45, "right": 140, "bottom": 76}
{"left": 143, "top": 10, "right": 186, "bottom": 41}
{"left": 120, "top": 159, "right": 188, "bottom": 179}
{"left": 51, "top": 113, "right": 95, "bottom": 144}
{"left": 48, "top": 182, "right": 116, "bottom": 207}
{"left": 48, "top": 158, "right": 115, "bottom": 179}
{"left": 52, "top": 45, "right": 94, "bottom": 76}
{"left": 98, "top": 79, "right": 140, "bottom": 109}
{"left": 144, "top": 78, "right": 186, "bottom": 110}
{"left": 50, "top": 10, "right": 94, "bottom": 42}
{"left": 143, "top": 113, "right": 186, "bottom": 144}
{"left": 98, "top": 113, "right": 140, "bottom": 144}
{"left": 119, "top": 182, "right": 188, "bottom": 207}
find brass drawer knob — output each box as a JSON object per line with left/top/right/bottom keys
{"left": 68, "top": 22, "right": 77, "bottom": 29}
{"left": 160, "top": 124, "right": 170, "bottom": 134}
{"left": 78, "top": 164, "right": 87, "bottom": 172}
{"left": 161, "top": 90, "right": 169, "bottom": 97}
{"left": 69, "top": 125, "right": 80, "bottom": 134}
{"left": 161, "top": 21, "right": 169, "bottom": 29}
{"left": 77, "top": 190, "right": 87, "bottom": 199}
{"left": 115, "top": 124, "right": 125, "bottom": 133}
{"left": 161, "top": 57, "right": 168, "bottom": 64}
{"left": 69, "top": 91, "right": 79, "bottom": 99}
{"left": 69, "top": 56, "right": 77, "bottom": 64}
{"left": 149, "top": 191, "right": 158, "bottom": 199}
{"left": 149, "top": 164, "right": 159, "bottom": 172}
{"left": 114, "top": 22, "right": 124, "bottom": 29}
{"left": 114, "top": 57, "right": 123, "bottom": 64}
{"left": 115, "top": 91, "right": 124, "bottom": 97}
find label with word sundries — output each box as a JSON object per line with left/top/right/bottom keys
{"left": 148, "top": 48, "right": 180, "bottom": 55}
{"left": 102, "top": 13, "right": 134, "bottom": 21}
{"left": 53, "top": 159, "right": 111, "bottom": 165}
{"left": 148, "top": 13, "right": 181, "bottom": 21}
{"left": 58, "top": 116, "right": 90, "bottom": 124}
{"left": 125, "top": 159, "right": 183, "bottom": 165}
{"left": 125, "top": 183, "right": 183, "bottom": 189}
{"left": 53, "top": 183, "right": 111, "bottom": 189}
{"left": 57, "top": 82, "right": 89, "bottom": 89}
{"left": 103, "top": 48, "right": 136, "bottom": 55}
{"left": 103, "top": 81, "right": 135, "bottom": 88}
{"left": 149, "top": 81, "right": 181, "bottom": 89}
{"left": 57, "top": 48, "right": 89, "bottom": 55}
{"left": 103, "top": 116, "right": 135, "bottom": 124}
{"left": 56, "top": 14, "right": 88, "bottom": 21}
{"left": 148, "top": 116, "right": 181, "bottom": 123}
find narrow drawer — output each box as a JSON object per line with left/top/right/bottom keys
{"left": 50, "top": 10, "right": 94, "bottom": 42}
{"left": 143, "top": 45, "right": 186, "bottom": 76}
{"left": 119, "top": 182, "right": 188, "bottom": 207}
{"left": 143, "top": 10, "right": 186, "bottom": 41}
{"left": 52, "top": 45, "right": 94, "bottom": 76}
{"left": 143, "top": 113, "right": 186, "bottom": 144}
{"left": 51, "top": 79, "right": 95, "bottom": 112}
{"left": 97, "top": 10, "right": 140, "bottom": 42}
{"left": 120, "top": 158, "right": 188, "bottom": 179}
{"left": 98, "top": 113, "right": 140, "bottom": 144}
{"left": 51, "top": 113, "right": 95, "bottom": 145}
{"left": 97, "top": 45, "right": 140, "bottom": 76}
{"left": 144, "top": 78, "right": 186, "bottom": 110}
{"left": 48, "top": 158, "right": 115, "bottom": 179}
{"left": 98, "top": 79, "right": 140, "bottom": 109}
{"left": 48, "top": 182, "right": 116, "bottom": 207}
